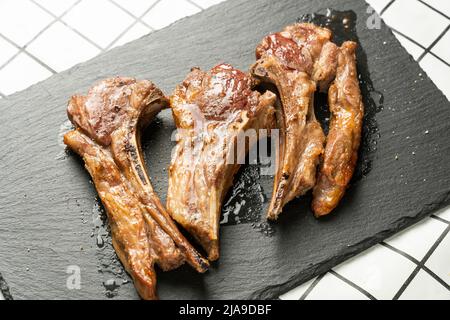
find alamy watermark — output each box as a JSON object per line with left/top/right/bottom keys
{"left": 66, "top": 265, "right": 81, "bottom": 290}
{"left": 366, "top": 6, "right": 382, "bottom": 30}
{"left": 171, "top": 127, "right": 279, "bottom": 176}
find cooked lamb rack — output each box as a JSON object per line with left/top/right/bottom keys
{"left": 251, "top": 23, "right": 363, "bottom": 219}
{"left": 312, "top": 41, "right": 364, "bottom": 217}
{"left": 251, "top": 23, "right": 336, "bottom": 220}
{"left": 167, "top": 64, "right": 276, "bottom": 260}
{"left": 64, "top": 78, "right": 208, "bottom": 300}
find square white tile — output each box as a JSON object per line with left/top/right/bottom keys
{"left": 0, "top": 53, "right": 52, "bottom": 95}
{"left": 191, "top": 0, "right": 226, "bottom": 10}
{"left": 27, "top": 21, "right": 100, "bottom": 72}
{"left": 382, "top": 0, "right": 448, "bottom": 47}
{"left": 62, "top": 0, "right": 134, "bottom": 49}
{"left": 0, "top": 37, "right": 19, "bottom": 67}
{"left": 421, "top": 0, "right": 450, "bottom": 17}
{"left": 142, "top": 0, "right": 201, "bottom": 30}
{"left": 399, "top": 270, "right": 450, "bottom": 300}
{"left": 111, "top": 23, "right": 152, "bottom": 48}
{"left": 110, "top": 0, "right": 158, "bottom": 17}
{"left": 332, "top": 244, "right": 417, "bottom": 300}
{"left": 279, "top": 277, "right": 317, "bottom": 300}
{"left": 0, "top": 0, "right": 54, "bottom": 46}
{"left": 392, "top": 31, "right": 424, "bottom": 60}
{"left": 425, "top": 231, "right": 450, "bottom": 285}
{"left": 365, "top": 0, "right": 392, "bottom": 13}
{"left": 431, "top": 29, "right": 450, "bottom": 63}
{"left": 435, "top": 206, "right": 450, "bottom": 222}
{"left": 306, "top": 273, "right": 370, "bottom": 300}
{"left": 419, "top": 53, "right": 450, "bottom": 101}
{"left": 33, "top": 0, "right": 78, "bottom": 16}
{"left": 386, "top": 217, "right": 448, "bottom": 261}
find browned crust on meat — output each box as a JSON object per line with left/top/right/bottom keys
{"left": 168, "top": 64, "right": 276, "bottom": 260}
{"left": 64, "top": 77, "right": 209, "bottom": 300}
{"left": 312, "top": 41, "right": 364, "bottom": 217}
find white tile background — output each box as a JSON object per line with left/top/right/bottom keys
{"left": 0, "top": 0, "right": 449, "bottom": 300}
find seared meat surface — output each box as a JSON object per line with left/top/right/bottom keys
{"left": 168, "top": 64, "right": 276, "bottom": 260}
{"left": 251, "top": 23, "right": 363, "bottom": 219}
{"left": 252, "top": 23, "right": 336, "bottom": 220}
{"left": 64, "top": 78, "right": 208, "bottom": 300}
{"left": 312, "top": 42, "right": 364, "bottom": 216}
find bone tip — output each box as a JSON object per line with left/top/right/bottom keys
{"left": 341, "top": 41, "right": 358, "bottom": 53}
{"left": 266, "top": 210, "right": 280, "bottom": 221}
{"left": 311, "top": 202, "right": 333, "bottom": 218}
{"left": 133, "top": 273, "right": 158, "bottom": 300}
{"left": 195, "top": 256, "right": 210, "bottom": 273}
{"left": 207, "top": 243, "right": 220, "bottom": 262}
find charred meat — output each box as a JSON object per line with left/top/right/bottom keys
{"left": 312, "top": 41, "right": 364, "bottom": 217}
{"left": 251, "top": 23, "right": 336, "bottom": 220}
{"left": 167, "top": 64, "right": 276, "bottom": 260}
{"left": 64, "top": 78, "right": 208, "bottom": 300}
{"left": 251, "top": 23, "right": 363, "bottom": 219}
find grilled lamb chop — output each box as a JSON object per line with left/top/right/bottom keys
{"left": 64, "top": 78, "right": 208, "bottom": 300}
{"left": 167, "top": 64, "right": 276, "bottom": 260}
{"left": 251, "top": 23, "right": 338, "bottom": 220}
{"left": 312, "top": 41, "right": 364, "bottom": 217}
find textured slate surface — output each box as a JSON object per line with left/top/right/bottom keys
{"left": 1, "top": 0, "right": 450, "bottom": 300}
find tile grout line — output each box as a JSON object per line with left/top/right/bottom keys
{"left": 428, "top": 47, "right": 450, "bottom": 67}
{"left": 0, "top": 0, "right": 78, "bottom": 73}
{"left": 391, "top": 28, "right": 450, "bottom": 68}
{"left": 0, "top": 0, "right": 444, "bottom": 301}
{"left": 30, "top": 0, "right": 104, "bottom": 51}
{"left": 107, "top": 0, "right": 155, "bottom": 30}
{"left": 104, "top": 0, "right": 162, "bottom": 51}
{"left": 381, "top": 242, "right": 449, "bottom": 290}
{"left": 391, "top": 28, "right": 427, "bottom": 50}
{"left": 0, "top": 33, "right": 56, "bottom": 74}
{"left": 185, "top": 0, "right": 204, "bottom": 10}
{"left": 380, "top": 242, "right": 421, "bottom": 264}
{"left": 329, "top": 270, "right": 377, "bottom": 300}
{"left": 0, "top": 0, "right": 90, "bottom": 76}
{"left": 393, "top": 224, "right": 450, "bottom": 299}
{"left": 417, "top": 24, "right": 450, "bottom": 62}
{"left": 381, "top": 1, "right": 450, "bottom": 67}
{"left": 421, "top": 265, "right": 450, "bottom": 290}
{"left": 417, "top": 0, "right": 450, "bottom": 20}
{"left": 431, "top": 215, "right": 450, "bottom": 225}
{"left": 298, "top": 273, "right": 326, "bottom": 300}
{"left": 380, "top": 0, "right": 396, "bottom": 16}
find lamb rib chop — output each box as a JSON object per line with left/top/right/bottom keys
{"left": 312, "top": 41, "right": 364, "bottom": 217}
{"left": 64, "top": 77, "right": 208, "bottom": 300}
{"left": 167, "top": 64, "right": 276, "bottom": 261}
{"left": 251, "top": 23, "right": 338, "bottom": 220}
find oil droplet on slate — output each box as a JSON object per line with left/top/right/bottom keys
{"left": 300, "top": 9, "right": 384, "bottom": 181}
{"left": 56, "top": 119, "right": 74, "bottom": 160}
{"left": 92, "top": 197, "right": 131, "bottom": 294}
{"left": 96, "top": 234, "right": 104, "bottom": 248}
{"left": 251, "top": 221, "right": 275, "bottom": 237}
{"left": 103, "top": 279, "right": 121, "bottom": 298}
{"left": 221, "top": 166, "right": 265, "bottom": 226}
{"left": 92, "top": 200, "right": 108, "bottom": 249}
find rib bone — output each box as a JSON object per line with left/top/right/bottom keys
{"left": 64, "top": 77, "right": 208, "bottom": 300}
{"left": 251, "top": 23, "right": 338, "bottom": 220}
{"left": 167, "top": 64, "right": 276, "bottom": 260}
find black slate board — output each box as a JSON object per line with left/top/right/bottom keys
{"left": 1, "top": 0, "right": 450, "bottom": 300}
